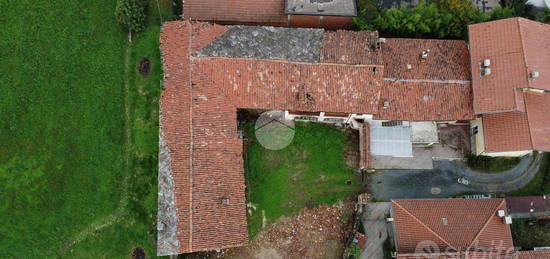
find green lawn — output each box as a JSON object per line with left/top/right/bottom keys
{"left": 466, "top": 154, "right": 522, "bottom": 173}
{"left": 244, "top": 121, "right": 361, "bottom": 239}
{"left": 509, "top": 152, "right": 550, "bottom": 196}
{"left": 0, "top": 0, "right": 171, "bottom": 257}
{"left": 512, "top": 218, "right": 550, "bottom": 250}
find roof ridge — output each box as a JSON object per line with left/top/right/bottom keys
{"left": 516, "top": 18, "right": 531, "bottom": 99}
{"left": 392, "top": 200, "right": 455, "bottom": 250}
{"left": 186, "top": 19, "right": 195, "bottom": 252}
{"left": 194, "top": 56, "right": 385, "bottom": 69}
{"left": 467, "top": 199, "right": 505, "bottom": 250}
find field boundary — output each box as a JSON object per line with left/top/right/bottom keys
{"left": 58, "top": 34, "right": 133, "bottom": 256}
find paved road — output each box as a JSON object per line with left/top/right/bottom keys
{"left": 370, "top": 153, "right": 542, "bottom": 200}
{"left": 360, "top": 202, "right": 391, "bottom": 259}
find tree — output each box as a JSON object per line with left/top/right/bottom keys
{"left": 437, "top": 0, "right": 486, "bottom": 38}
{"left": 509, "top": 0, "right": 535, "bottom": 18}
{"left": 115, "top": 0, "right": 148, "bottom": 33}
{"left": 537, "top": 8, "right": 550, "bottom": 24}
{"left": 488, "top": 7, "right": 517, "bottom": 21}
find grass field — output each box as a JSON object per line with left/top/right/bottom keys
{"left": 0, "top": 0, "right": 171, "bottom": 257}
{"left": 466, "top": 154, "right": 522, "bottom": 173}
{"left": 244, "top": 122, "right": 361, "bottom": 239}
{"left": 512, "top": 218, "right": 550, "bottom": 249}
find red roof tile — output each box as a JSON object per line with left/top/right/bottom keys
{"left": 525, "top": 91, "right": 550, "bottom": 152}
{"left": 382, "top": 39, "right": 471, "bottom": 81}
{"left": 183, "top": 0, "right": 287, "bottom": 25}
{"left": 469, "top": 18, "right": 550, "bottom": 114}
{"left": 374, "top": 81, "right": 474, "bottom": 121}
{"left": 160, "top": 21, "right": 476, "bottom": 253}
{"left": 392, "top": 199, "right": 514, "bottom": 255}
{"left": 482, "top": 112, "right": 533, "bottom": 153}
{"left": 516, "top": 250, "right": 550, "bottom": 259}
{"left": 321, "top": 30, "right": 383, "bottom": 65}
{"left": 160, "top": 21, "right": 248, "bottom": 254}
{"left": 194, "top": 58, "right": 384, "bottom": 114}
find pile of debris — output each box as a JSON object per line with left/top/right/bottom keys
{"left": 200, "top": 200, "right": 355, "bottom": 259}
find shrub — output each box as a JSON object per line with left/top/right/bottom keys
{"left": 353, "top": 0, "right": 518, "bottom": 39}
{"left": 115, "top": 0, "right": 148, "bottom": 33}
{"left": 537, "top": 8, "right": 550, "bottom": 24}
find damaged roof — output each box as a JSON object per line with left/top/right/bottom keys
{"left": 285, "top": 0, "right": 357, "bottom": 16}
{"left": 158, "top": 21, "right": 473, "bottom": 255}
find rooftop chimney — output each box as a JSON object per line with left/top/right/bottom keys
{"left": 530, "top": 71, "right": 539, "bottom": 79}
{"left": 483, "top": 59, "right": 491, "bottom": 67}
{"left": 383, "top": 100, "right": 390, "bottom": 109}
{"left": 504, "top": 216, "right": 513, "bottom": 225}
{"left": 498, "top": 210, "right": 506, "bottom": 218}
{"left": 421, "top": 49, "right": 430, "bottom": 59}
{"left": 482, "top": 68, "right": 491, "bottom": 77}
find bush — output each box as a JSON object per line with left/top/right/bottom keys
{"left": 353, "top": 0, "right": 517, "bottom": 39}
{"left": 115, "top": 0, "right": 148, "bottom": 33}
{"left": 466, "top": 154, "right": 521, "bottom": 172}
{"left": 537, "top": 8, "right": 550, "bottom": 24}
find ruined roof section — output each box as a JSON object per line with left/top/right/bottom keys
{"left": 392, "top": 199, "right": 513, "bottom": 254}
{"left": 382, "top": 38, "right": 471, "bottom": 81}
{"left": 159, "top": 21, "right": 248, "bottom": 254}
{"left": 197, "top": 26, "right": 324, "bottom": 62}
{"left": 482, "top": 112, "right": 533, "bottom": 153}
{"left": 468, "top": 18, "right": 550, "bottom": 114}
{"left": 195, "top": 57, "right": 384, "bottom": 114}
{"left": 525, "top": 91, "right": 550, "bottom": 152}
{"left": 321, "top": 30, "right": 383, "bottom": 65}
{"left": 374, "top": 81, "right": 474, "bottom": 121}
{"left": 183, "top": 0, "right": 287, "bottom": 25}
{"left": 285, "top": 0, "right": 357, "bottom": 16}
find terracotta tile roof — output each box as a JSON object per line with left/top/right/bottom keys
{"left": 183, "top": 0, "right": 287, "bottom": 25}
{"left": 516, "top": 250, "right": 550, "bottom": 259}
{"left": 374, "top": 81, "right": 474, "bottom": 121}
{"left": 482, "top": 112, "right": 533, "bottom": 153}
{"left": 382, "top": 38, "right": 471, "bottom": 81}
{"left": 392, "top": 199, "right": 514, "bottom": 255}
{"left": 159, "top": 21, "right": 476, "bottom": 254}
{"left": 194, "top": 58, "right": 384, "bottom": 114}
{"left": 160, "top": 21, "right": 248, "bottom": 254}
{"left": 469, "top": 18, "right": 550, "bottom": 114}
{"left": 321, "top": 30, "right": 383, "bottom": 65}
{"left": 397, "top": 251, "right": 517, "bottom": 259}
{"left": 525, "top": 91, "right": 550, "bottom": 152}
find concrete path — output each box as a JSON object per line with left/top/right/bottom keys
{"left": 360, "top": 202, "right": 391, "bottom": 259}
{"left": 370, "top": 153, "right": 542, "bottom": 200}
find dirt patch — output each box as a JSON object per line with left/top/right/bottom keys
{"left": 194, "top": 201, "right": 355, "bottom": 259}
{"left": 344, "top": 129, "right": 360, "bottom": 169}
{"left": 138, "top": 58, "right": 151, "bottom": 76}
{"left": 131, "top": 247, "right": 146, "bottom": 259}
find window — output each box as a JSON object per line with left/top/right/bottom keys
{"left": 471, "top": 126, "right": 479, "bottom": 135}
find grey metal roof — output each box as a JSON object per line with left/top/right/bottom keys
{"left": 196, "top": 26, "right": 324, "bottom": 63}
{"left": 285, "top": 0, "right": 357, "bottom": 16}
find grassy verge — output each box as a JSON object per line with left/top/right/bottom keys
{"left": 511, "top": 218, "right": 550, "bottom": 249}
{"left": 466, "top": 154, "right": 522, "bottom": 173}
{"left": 244, "top": 121, "right": 361, "bottom": 239}
{"left": 64, "top": 1, "right": 174, "bottom": 257}
{"left": 0, "top": 0, "right": 171, "bottom": 257}
{"left": 508, "top": 152, "right": 550, "bottom": 196}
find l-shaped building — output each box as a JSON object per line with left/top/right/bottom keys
{"left": 157, "top": 17, "right": 550, "bottom": 255}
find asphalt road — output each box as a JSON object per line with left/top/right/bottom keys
{"left": 370, "top": 153, "right": 542, "bottom": 200}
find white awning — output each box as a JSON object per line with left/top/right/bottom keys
{"left": 370, "top": 120, "right": 413, "bottom": 157}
